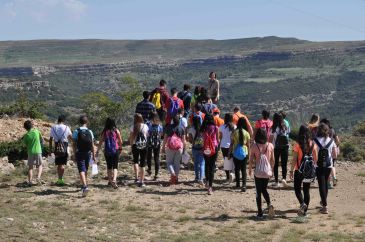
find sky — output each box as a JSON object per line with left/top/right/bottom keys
{"left": 0, "top": 0, "right": 364, "bottom": 41}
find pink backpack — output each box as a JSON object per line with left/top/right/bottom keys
{"left": 254, "top": 144, "right": 272, "bottom": 178}
{"left": 167, "top": 133, "right": 183, "bottom": 150}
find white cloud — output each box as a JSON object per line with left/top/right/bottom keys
{"left": 1, "top": 0, "right": 87, "bottom": 22}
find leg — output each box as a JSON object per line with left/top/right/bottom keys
{"left": 139, "top": 148, "right": 147, "bottom": 183}
{"left": 112, "top": 153, "right": 119, "bottom": 182}
{"left": 317, "top": 167, "right": 327, "bottom": 206}
{"left": 303, "top": 182, "right": 311, "bottom": 210}
{"left": 146, "top": 147, "right": 152, "bottom": 174}
{"left": 166, "top": 149, "right": 176, "bottom": 176}
{"left": 242, "top": 157, "right": 248, "bottom": 189}
{"left": 261, "top": 178, "right": 271, "bottom": 205}
{"left": 233, "top": 158, "right": 241, "bottom": 187}
{"left": 274, "top": 148, "right": 280, "bottom": 183}
{"left": 173, "top": 149, "right": 183, "bottom": 177}
{"left": 192, "top": 149, "right": 199, "bottom": 180}
{"left": 28, "top": 166, "right": 33, "bottom": 183}
{"left": 255, "top": 177, "right": 264, "bottom": 215}
{"left": 281, "top": 147, "right": 289, "bottom": 181}
{"left": 132, "top": 145, "right": 139, "bottom": 180}
{"left": 294, "top": 171, "right": 304, "bottom": 205}
{"left": 57, "top": 165, "right": 65, "bottom": 179}
{"left": 323, "top": 168, "right": 331, "bottom": 203}
{"left": 200, "top": 153, "right": 205, "bottom": 181}
{"left": 154, "top": 146, "right": 160, "bottom": 176}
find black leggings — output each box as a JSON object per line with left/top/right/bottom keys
{"left": 221, "top": 147, "right": 230, "bottom": 179}
{"left": 274, "top": 147, "right": 289, "bottom": 182}
{"left": 294, "top": 171, "right": 311, "bottom": 211}
{"left": 132, "top": 145, "right": 147, "bottom": 167}
{"left": 204, "top": 147, "right": 218, "bottom": 187}
{"left": 317, "top": 167, "right": 332, "bottom": 207}
{"left": 233, "top": 157, "right": 248, "bottom": 188}
{"left": 255, "top": 177, "right": 271, "bottom": 215}
{"left": 147, "top": 146, "right": 160, "bottom": 175}
{"left": 105, "top": 152, "right": 119, "bottom": 170}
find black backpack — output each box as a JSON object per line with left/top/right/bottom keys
{"left": 148, "top": 125, "right": 161, "bottom": 149}
{"left": 135, "top": 127, "right": 147, "bottom": 150}
{"left": 275, "top": 130, "right": 289, "bottom": 148}
{"left": 53, "top": 127, "right": 68, "bottom": 157}
{"left": 314, "top": 138, "right": 334, "bottom": 168}
{"left": 298, "top": 144, "right": 316, "bottom": 183}
{"left": 77, "top": 128, "right": 93, "bottom": 152}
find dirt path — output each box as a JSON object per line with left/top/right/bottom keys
{"left": 0, "top": 158, "right": 365, "bottom": 241}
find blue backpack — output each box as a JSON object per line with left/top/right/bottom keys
{"left": 104, "top": 130, "right": 118, "bottom": 155}
{"left": 233, "top": 144, "right": 246, "bottom": 160}
{"left": 168, "top": 97, "right": 180, "bottom": 117}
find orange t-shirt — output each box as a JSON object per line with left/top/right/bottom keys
{"left": 214, "top": 115, "right": 224, "bottom": 127}
{"left": 293, "top": 141, "right": 318, "bottom": 170}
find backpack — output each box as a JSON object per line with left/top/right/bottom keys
{"left": 202, "top": 103, "right": 215, "bottom": 114}
{"left": 180, "top": 91, "right": 191, "bottom": 110}
{"left": 275, "top": 129, "right": 289, "bottom": 148}
{"left": 148, "top": 125, "right": 161, "bottom": 149}
{"left": 53, "top": 127, "right": 67, "bottom": 157}
{"left": 168, "top": 97, "right": 180, "bottom": 117}
{"left": 167, "top": 133, "right": 183, "bottom": 150}
{"left": 135, "top": 126, "right": 147, "bottom": 150}
{"left": 151, "top": 91, "right": 162, "bottom": 110}
{"left": 203, "top": 131, "right": 216, "bottom": 157}
{"left": 233, "top": 130, "right": 247, "bottom": 160}
{"left": 298, "top": 144, "right": 316, "bottom": 183}
{"left": 104, "top": 130, "right": 118, "bottom": 156}
{"left": 77, "top": 128, "right": 93, "bottom": 152}
{"left": 192, "top": 131, "right": 204, "bottom": 150}
{"left": 254, "top": 144, "right": 272, "bottom": 178}
{"left": 314, "top": 138, "right": 334, "bottom": 168}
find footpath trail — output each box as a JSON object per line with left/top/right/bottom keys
{"left": 0, "top": 156, "right": 365, "bottom": 241}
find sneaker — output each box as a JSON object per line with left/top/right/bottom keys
{"left": 268, "top": 205, "right": 275, "bottom": 218}
{"left": 320, "top": 201, "right": 323, "bottom": 207}
{"left": 26, "top": 181, "right": 33, "bottom": 187}
{"left": 138, "top": 182, "right": 146, "bottom": 188}
{"left": 82, "top": 187, "right": 89, "bottom": 197}
{"left": 256, "top": 214, "right": 264, "bottom": 220}
{"left": 320, "top": 206, "right": 328, "bottom": 214}
{"left": 281, "top": 179, "right": 288, "bottom": 187}
{"left": 333, "top": 177, "right": 338, "bottom": 187}
{"left": 134, "top": 179, "right": 138, "bottom": 183}
{"left": 328, "top": 183, "right": 333, "bottom": 189}
{"left": 153, "top": 175, "right": 159, "bottom": 181}
{"left": 208, "top": 187, "right": 213, "bottom": 195}
{"left": 228, "top": 173, "right": 233, "bottom": 183}
{"left": 55, "top": 179, "right": 65, "bottom": 186}
{"left": 111, "top": 181, "right": 118, "bottom": 189}
{"left": 298, "top": 203, "right": 308, "bottom": 216}
{"left": 241, "top": 187, "right": 247, "bottom": 192}
{"left": 198, "top": 180, "right": 205, "bottom": 187}
{"left": 147, "top": 170, "right": 152, "bottom": 176}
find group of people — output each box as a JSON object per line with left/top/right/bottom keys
{"left": 21, "top": 71, "right": 340, "bottom": 219}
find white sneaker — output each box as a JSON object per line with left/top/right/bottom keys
{"left": 228, "top": 173, "right": 234, "bottom": 183}
{"left": 281, "top": 179, "right": 288, "bottom": 187}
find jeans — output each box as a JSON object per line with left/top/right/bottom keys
{"left": 294, "top": 171, "right": 311, "bottom": 211}
{"left": 316, "top": 167, "right": 332, "bottom": 207}
{"left": 233, "top": 157, "right": 248, "bottom": 188}
{"left": 166, "top": 148, "right": 183, "bottom": 176}
{"left": 274, "top": 147, "right": 289, "bottom": 182}
{"left": 147, "top": 145, "right": 160, "bottom": 176}
{"left": 204, "top": 147, "right": 218, "bottom": 187}
{"left": 255, "top": 176, "right": 271, "bottom": 216}
{"left": 192, "top": 148, "right": 205, "bottom": 181}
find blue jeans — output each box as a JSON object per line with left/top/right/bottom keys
{"left": 192, "top": 148, "right": 205, "bottom": 181}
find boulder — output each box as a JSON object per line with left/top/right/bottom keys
{"left": 0, "top": 156, "right": 15, "bottom": 175}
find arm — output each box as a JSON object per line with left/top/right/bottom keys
{"left": 245, "top": 117, "right": 253, "bottom": 137}
{"left": 182, "top": 134, "right": 187, "bottom": 153}
{"left": 161, "top": 135, "right": 167, "bottom": 153}
{"left": 248, "top": 149, "right": 254, "bottom": 177}
{"left": 290, "top": 152, "right": 298, "bottom": 180}
{"left": 218, "top": 131, "right": 223, "bottom": 143}
{"left": 216, "top": 80, "right": 220, "bottom": 101}
{"left": 117, "top": 129, "right": 123, "bottom": 150}
{"left": 96, "top": 132, "right": 104, "bottom": 157}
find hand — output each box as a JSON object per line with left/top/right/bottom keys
{"left": 248, "top": 169, "right": 252, "bottom": 178}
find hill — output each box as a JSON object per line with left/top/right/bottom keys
{"left": 1, "top": 36, "right": 365, "bottom": 129}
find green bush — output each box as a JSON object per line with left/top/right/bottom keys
{"left": 354, "top": 122, "right": 365, "bottom": 136}
{"left": 340, "top": 141, "right": 364, "bottom": 162}
{"left": 0, "top": 93, "right": 45, "bottom": 119}
{"left": 0, "top": 140, "right": 50, "bottom": 163}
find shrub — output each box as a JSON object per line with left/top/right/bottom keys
{"left": 0, "top": 140, "right": 50, "bottom": 163}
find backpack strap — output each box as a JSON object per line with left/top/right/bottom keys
{"left": 325, "top": 139, "right": 334, "bottom": 149}
{"left": 313, "top": 138, "right": 323, "bottom": 149}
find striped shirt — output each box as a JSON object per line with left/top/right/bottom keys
{"left": 135, "top": 99, "right": 156, "bottom": 121}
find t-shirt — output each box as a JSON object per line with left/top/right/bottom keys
{"left": 189, "top": 111, "right": 205, "bottom": 126}
{"left": 293, "top": 141, "right": 318, "bottom": 170}
{"left": 165, "top": 124, "right": 185, "bottom": 138}
{"left": 73, "top": 127, "right": 95, "bottom": 142}
{"left": 23, "top": 128, "right": 42, "bottom": 155}
{"left": 314, "top": 137, "right": 336, "bottom": 168}
{"left": 129, "top": 124, "right": 149, "bottom": 145}
{"left": 272, "top": 126, "right": 290, "bottom": 148}
{"left": 284, "top": 119, "right": 291, "bottom": 133}
{"left": 219, "top": 124, "right": 236, "bottom": 148}
{"left": 250, "top": 142, "right": 274, "bottom": 166}
{"left": 232, "top": 128, "right": 250, "bottom": 154}
{"left": 148, "top": 123, "right": 163, "bottom": 136}
{"left": 50, "top": 124, "right": 72, "bottom": 143}
{"left": 214, "top": 115, "right": 224, "bottom": 127}
{"left": 255, "top": 119, "right": 273, "bottom": 139}
{"left": 233, "top": 112, "right": 253, "bottom": 136}
{"left": 179, "top": 116, "right": 188, "bottom": 130}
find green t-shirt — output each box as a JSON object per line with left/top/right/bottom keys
{"left": 232, "top": 128, "right": 250, "bottom": 153}
{"left": 23, "top": 128, "right": 42, "bottom": 155}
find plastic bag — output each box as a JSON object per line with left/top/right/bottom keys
{"left": 47, "top": 154, "right": 55, "bottom": 164}
{"left": 182, "top": 152, "right": 190, "bottom": 165}
{"left": 91, "top": 163, "right": 98, "bottom": 176}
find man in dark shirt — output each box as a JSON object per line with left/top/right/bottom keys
{"left": 150, "top": 79, "right": 170, "bottom": 124}
{"left": 135, "top": 91, "right": 156, "bottom": 122}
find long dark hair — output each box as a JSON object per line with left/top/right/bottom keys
{"left": 224, "top": 113, "right": 234, "bottom": 132}
{"left": 237, "top": 117, "right": 248, "bottom": 145}
{"left": 272, "top": 113, "right": 286, "bottom": 133}
{"left": 298, "top": 125, "right": 312, "bottom": 154}
{"left": 102, "top": 118, "right": 116, "bottom": 135}
{"left": 192, "top": 115, "right": 202, "bottom": 139}
{"left": 201, "top": 114, "right": 215, "bottom": 132}
{"left": 255, "top": 128, "right": 267, "bottom": 144}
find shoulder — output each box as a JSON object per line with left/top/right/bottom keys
{"left": 293, "top": 143, "right": 300, "bottom": 152}
{"left": 267, "top": 143, "right": 274, "bottom": 150}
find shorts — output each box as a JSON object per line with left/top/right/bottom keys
{"left": 55, "top": 143, "right": 68, "bottom": 165}
{"left": 105, "top": 152, "right": 119, "bottom": 170}
{"left": 132, "top": 145, "right": 147, "bottom": 167}
{"left": 76, "top": 152, "right": 91, "bottom": 173}
{"left": 28, "top": 154, "right": 43, "bottom": 167}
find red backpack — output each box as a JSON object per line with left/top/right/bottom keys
{"left": 203, "top": 127, "right": 217, "bottom": 157}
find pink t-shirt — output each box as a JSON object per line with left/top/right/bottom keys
{"left": 255, "top": 119, "right": 273, "bottom": 139}
{"left": 103, "top": 130, "right": 121, "bottom": 150}
{"left": 250, "top": 142, "right": 274, "bottom": 165}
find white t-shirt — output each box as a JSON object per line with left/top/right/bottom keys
{"left": 50, "top": 124, "right": 72, "bottom": 143}
{"left": 219, "top": 124, "right": 236, "bottom": 148}
{"left": 129, "top": 124, "right": 149, "bottom": 144}
{"left": 272, "top": 127, "right": 289, "bottom": 148}
{"left": 315, "top": 137, "right": 336, "bottom": 168}
{"left": 180, "top": 117, "right": 188, "bottom": 130}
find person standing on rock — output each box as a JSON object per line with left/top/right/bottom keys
{"left": 22, "top": 120, "right": 45, "bottom": 186}
{"left": 72, "top": 115, "right": 96, "bottom": 197}
{"left": 207, "top": 72, "right": 220, "bottom": 104}
{"left": 49, "top": 115, "right": 72, "bottom": 186}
